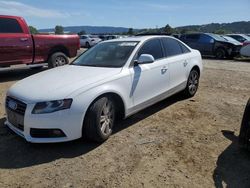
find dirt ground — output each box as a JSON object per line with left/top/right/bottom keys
{"left": 0, "top": 58, "right": 250, "bottom": 188}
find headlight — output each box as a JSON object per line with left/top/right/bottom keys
{"left": 32, "top": 99, "right": 73, "bottom": 114}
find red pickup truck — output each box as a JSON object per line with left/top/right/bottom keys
{"left": 0, "top": 15, "right": 80, "bottom": 68}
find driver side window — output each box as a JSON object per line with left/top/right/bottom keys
{"left": 138, "top": 39, "right": 164, "bottom": 60}
{"left": 199, "top": 34, "right": 213, "bottom": 43}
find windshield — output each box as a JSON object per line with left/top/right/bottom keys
{"left": 241, "top": 34, "right": 250, "bottom": 41}
{"left": 221, "top": 36, "right": 241, "bottom": 43}
{"left": 89, "top": 35, "right": 99, "bottom": 39}
{"left": 72, "top": 41, "right": 138, "bottom": 68}
{"left": 208, "top": 33, "right": 227, "bottom": 41}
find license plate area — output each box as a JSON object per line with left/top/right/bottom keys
{"left": 6, "top": 109, "right": 24, "bottom": 131}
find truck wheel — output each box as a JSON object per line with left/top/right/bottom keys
{"left": 83, "top": 96, "right": 116, "bottom": 142}
{"left": 215, "top": 48, "right": 226, "bottom": 59}
{"left": 183, "top": 69, "right": 200, "bottom": 98}
{"left": 239, "top": 99, "right": 250, "bottom": 150}
{"left": 48, "top": 52, "right": 69, "bottom": 68}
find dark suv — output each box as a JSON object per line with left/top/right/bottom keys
{"left": 239, "top": 99, "right": 250, "bottom": 150}
{"left": 180, "top": 33, "right": 242, "bottom": 59}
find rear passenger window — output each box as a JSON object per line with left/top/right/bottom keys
{"left": 0, "top": 18, "right": 23, "bottom": 33}
{"left": 138, "top": 39, "right": 164, "bottom": 60}
{"left": 185, "top": 34, "right": 200, "bottom": 41}
{"left": 162, "top": 38, "right": 183, "bottom": 57}
{"left": 179, "top": 42, "right": 191, "bottom": 54}
{"left": 199, "top": 34, "right": 213, "bottom": 43}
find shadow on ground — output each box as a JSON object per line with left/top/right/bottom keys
{"left": 213, "top": 130, "right": 250, "bottom": 188}
{"left": 0, "top": 67, "right": 46, "bottom": 83}
{"left": 0, "top": 93, "right": 185, "bottom": 169}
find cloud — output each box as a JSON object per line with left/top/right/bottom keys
{"left": 144, "top": 3, "right": 188, "bottom": 11}
{"left": 0, "top": 1, "right": 69, "bottom": 18}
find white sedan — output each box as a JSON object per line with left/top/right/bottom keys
{"left": 80, "top": 35, "right": 102, "bottom": 48}
{"left": 5, "top": 36, "right": 203, "bottom": 143}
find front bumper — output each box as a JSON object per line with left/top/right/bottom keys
{"left": 5, "top": 97, "right": 84, "bottom": 143}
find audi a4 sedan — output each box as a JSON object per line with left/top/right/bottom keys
{"left": 5, "top": 36, "right": 202, "bottom": 143}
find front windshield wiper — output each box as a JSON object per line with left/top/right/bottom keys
{"left": 73, "top": 64, "right": 120, "bottom": 68}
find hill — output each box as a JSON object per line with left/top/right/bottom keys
{"left": 38, "top": 21, "right": 250, "bottom": 34}
{"left": 176, "top": 21, "right": 250, "bottom": 34}
{"left": 39, "top": 26, "right": 131, "bottom": 34}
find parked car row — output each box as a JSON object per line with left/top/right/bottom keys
{"left": 179, "top": 33, "right": 244, "bottom": 59}
{"left": 80, "top": 35, "right": 128, "bottom": 48}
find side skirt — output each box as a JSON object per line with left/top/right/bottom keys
{"left": 126, "top": 81, "right": 187, "bottom": 117}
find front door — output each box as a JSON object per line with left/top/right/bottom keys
{"left": 129, "top": 38, "right": 170, "bottom": 109}
{"left": 0, "top": 17, "right": 33, "bottom": 66}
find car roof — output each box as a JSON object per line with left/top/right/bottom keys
{"left": 102, "top": 35, "right": 175, "bottom": 43}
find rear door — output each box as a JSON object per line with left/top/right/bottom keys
{"left": 182, "top": 34, "right": 200, "bottom": 50}
{"left": 0, "top": 17, "right": 33, "bottom": 66}
{"left": 197, "top": 34, "right": 214, "bottom": 55}
{"left": 162, "top": 38, "right": 190, "bottom": 90}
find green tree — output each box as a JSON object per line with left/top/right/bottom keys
{"left": 180, "top": 28, "right": 188, "bottom": 34}
{"left": 127, "top": 28, "right": 134, "bottom": 35}
{"left": 29, "top": 26, "right": 38, "bottom": 34}
{"left": 214, "top": 29, "right": 228, "bottom": 35}
{"left": 55, "top": 25, "right": 64, "bottom": 34}
{"left": 164, "top": 24, "right": 174, "bottom": 34}
{"left": 78, "top": 30, "right": 86, "bottom": 35}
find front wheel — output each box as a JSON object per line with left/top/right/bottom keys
{"left": 83, "top": 96, "right": 116, "bottom": 142}
{"left": 48, "top": 52, "right": 69, "bottom": 68}
{"left": 85, "top": 42, "right": 90, "bottom": 48}
{"left": 215, "top": 48, "right": 226, "bottom": 59}
{"left": 183, "top": 69, "right": 199, "bottom": 97}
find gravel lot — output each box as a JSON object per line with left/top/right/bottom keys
{"left": 0, "top": 58, "right": 250, "bottom": 188}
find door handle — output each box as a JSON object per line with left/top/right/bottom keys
{"left": 20, "top": 38, "right": 28, "bottom": 42}
{"left": 183, "top": 61, "right": 188, "bottom": 67}
{"left": 161, "top": 66, "right": 168, "bottom": 74}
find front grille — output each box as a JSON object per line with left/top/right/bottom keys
{"left": 5, "top": 96, "right": 27, "bottom": 115}
{"left": 233, "top": 46, "right": 242, "bottom": 53}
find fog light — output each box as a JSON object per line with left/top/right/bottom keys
{"left": 30, "top": 128, "right": 66, "bottom": 138}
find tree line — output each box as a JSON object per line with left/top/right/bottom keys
{"left": 29, "top": 21, "right": 250, "bottom": 35}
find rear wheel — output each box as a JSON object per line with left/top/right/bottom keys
{"left": 183, "top": 69, "right": 199, "bottom": 97}
{"left": 48, "top": 52, "right": 69, "bottom": 68}
{"left": 83, "top": 96, "right": 116, "bottom": 142}
{"left": 239, "top": 99, "right": 250, "bottom": 150}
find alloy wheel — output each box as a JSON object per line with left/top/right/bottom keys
{"left": 100, "top": 100, "right": 114, "bottom": 135}
{"left": 188, "top": 71, "right": 199, "bottom": 95}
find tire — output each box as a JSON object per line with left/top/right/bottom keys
{"left": 83, "top": 96, "right": 116, "bottom": 142}
{"left": 239, "top": 99, "right": 250, "bottom": 150}
{"left": 85, "top": 42, "right": 90, "bottom": 48}
{"left": 183, "top": 69, "right": 199, "bottom": 98}
{"left": 215, "top": 48, "right": 226, "bottom": 59}
{"left": 48, "top": 52, "right": 69, "bottom": 68}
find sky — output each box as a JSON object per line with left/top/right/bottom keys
{"left": 0, "top": 0, "right": 249, "bottom": 29}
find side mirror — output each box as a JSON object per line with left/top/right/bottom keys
{"left": 210, "top": 39, "right": 215, "bottom": 43}
{"left": 136, "top": 54, "right": 155, "bottom": 65}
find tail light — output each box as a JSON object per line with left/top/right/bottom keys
{"left": 243, "top": 41, "right": 250, "bottom": 46}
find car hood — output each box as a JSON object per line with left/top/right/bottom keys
{"left": 219, "top": 40, "right": 242, "bottom": 46}
{"left": 8, "top": 65, "right": 122, "bottom": 103}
